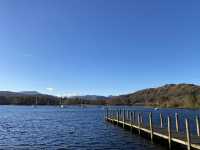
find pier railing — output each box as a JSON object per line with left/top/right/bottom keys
{"left": 105, "top": 108, "right": 200, "bottom": 150}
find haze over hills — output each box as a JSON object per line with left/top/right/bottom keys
{"left": 70, "top": 95, "right": 109, "bottom": 100}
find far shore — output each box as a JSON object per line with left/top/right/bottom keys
{"left": 0, "top": 104, "right": 200, "bottom": 110}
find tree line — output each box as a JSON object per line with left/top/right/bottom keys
{"left": 0, "top": 96, "right": 108, "bottom": 105}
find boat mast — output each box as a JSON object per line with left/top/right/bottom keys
{"left": 36, "top": 96, "right": 38, "bottom": 105}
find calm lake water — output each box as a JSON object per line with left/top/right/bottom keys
{"left": 0, "top": 106, "right": 199, "bottom": 150}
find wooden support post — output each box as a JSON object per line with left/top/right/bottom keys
{"left": 117, "top": 111, "right": 119, "bottom": 125}
{"left": 121, "top": 109, "right": 122, "bottom": 121}
{"left": 119, "top": 109, "right": 121, "bottom": 121}
{"left": 120, "top": 109, "right": 122, "bottom": 121}
{"left": 129, "top": 111, "right": 132, "bottom": 123}
{"left": 133, "top": 111, "right": 135, "bottom": 124}
{"left": 127, "top": 110, "right": 129, "bottom": 122}
{"left": 109, "top": 109, "right": 111, "bottom": 119}
{"left": 196, "top": 115, "right": 200, "bottom": 136}
{"left": 124, "top": 110, "right": 126, "bottom": 122}
{"left": 107, "top": 108, "right": 108, "bottom": 119}
{"left": 113, "top": 110, "right": 115, "bottom": 120}
{"left": 130, "top": 112, "right": 133, "bottom": 131}
{"left": 105, "top": 108, "right": 107, "bottom": 119}
{"left": 112, "top": 110, "right": 114, "bottom": 122}
{"left": 167, "top": 116, "right": 171, "bottom": 150}
{"left": 115, "top": 110, "right": 116, "bottom": 121}
{"left": 113, "top": 110, "right": 115, "bottom": 122}
{"left": 185, "top": 118, "right": 191, "bottom": 150}
{"left": 160, "top": 113, "right": 163, "bottom": 128}
{"left": 114, "top": 110, "right": 116, "bottom": 122}
{"left": 111, "top": 110, "right": 113, "bottom": 122}
{"left": 175, "top": 113, "right": 179, "bottom": 132}
{"left": 123, "top": 109, "right": 125, "bottom": 128}
{"left": 149, "top": 112, "right": 153, "bottom": 141}
{"left": 140, "top": 113, "right": 143, "bottom": 127}
{"left": 138, "top": 113, "right": 141, "bottom": 135}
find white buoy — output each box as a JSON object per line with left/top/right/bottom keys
{"left": 154, "top": 107, "right": 159, "bottom": 111}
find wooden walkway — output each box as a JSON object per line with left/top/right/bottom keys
{"left": 105, "top": 109, "right": 200, "bottom": 150}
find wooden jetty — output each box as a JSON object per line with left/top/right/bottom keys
{"left": 105, "top": 109, "right": 200, "bottom": 150}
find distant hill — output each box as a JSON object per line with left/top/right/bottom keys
{"left": 70, "top": 95, "right": 108, "bottom": 100}
{"left": 0, "top": 91, "right": 58, "bottom": 105}
{"left": 1, "top": 84, "right": 200, "bottom": 108}
{"left": 0, "top": 91, "right": 47, "bottom": 97}
{"left": 107, "top": 84, "right": 200, "bottom": 108}
{"left": 19, "top": 91, "right": 41, "bottom": 95}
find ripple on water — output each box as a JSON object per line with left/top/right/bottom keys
{"left": 0, "top": 106, "right": 169, "bottom": 150}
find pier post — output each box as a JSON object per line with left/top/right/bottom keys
{"left": 140, "top": 113, "right": 143, "bottom": 127}
{"left": 138, "top": 113, "right": 141, "bottom": 135}
{"left": 109, "top": 109, "right": 111, "bottom": 119}
{"left": 123, "top": 109, "right": 125, "bottom": 128}
{"left": 160, "top": 113, "right": 163, "bottom": 128}
{"left": 117, "top": 111, "right": 119, "bottom": 125}
{"left": 111, "top": 110, "right": 113, "bottom": 122}
{"left": 127, "top": 110, "right": 129, "bottom": 122}
{"left": 133, "top": 111, "right": 135, "bottom": 124}
{"left": 120, "top": 109, "right": 122, "bottom": 121}
{"left": 185, "top": 118, "right": 191, "bottom": 150}
{"left": 125, "top": 110, "right": 127, "bottom": 122}
{"left": 175, "top": 113, "right": 179, "bottom": 132}
{"left": 115, "top": 110, "right": 116, "bottom": 120}
{"left": 112, "top": 110, "right": 114, "bottom": 120}
{"left": 149, "top": 112, "right": 153, "bottom": 141}
{"left": 130, "top": 112, "right": 133, "bottom": 131}
{"left": 129, "top": 111, "right": 132, "bottom": 124}
{"left": 196, "top": 116, "right": 200, "bottom": 136}
{"left": 167, "top": 116, "right": 172, "bottom": 150}
{"left": 119, "top": 109, "right": 121, "bottom": 121}
{"left": 113, "top": 110, "right": 117, "bottom": 121}
{"left": 114, "top": 110, "right": 115, "bottom": 119}
{"left": 105, "top": 108, "right": 107, "bottom": 119}
{"left": 113, "top": 110, "right": 115, "bottom": 120}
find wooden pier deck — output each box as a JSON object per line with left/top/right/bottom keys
{"left": 105, "top": 109, "right": 200, "bottom": 150}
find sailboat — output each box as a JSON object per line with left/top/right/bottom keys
{"left": 32, "top": 96, "right": 38, "bottom": 108}
{"left": 80, "top": 99, "right": 86, "bottom": 108}
{"left": 60, "top": 97, "right": 64, "bottom": 108}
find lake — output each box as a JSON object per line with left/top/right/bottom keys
{"left": 0, "top": 106, "right": 199, "bottom": 150}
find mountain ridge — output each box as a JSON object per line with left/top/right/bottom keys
{"left": 108, "top": 83, "right": 200, "bottom": 108}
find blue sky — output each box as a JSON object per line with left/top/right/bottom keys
{"left": 0, "top": 0, "right": 200, "bottom": 96}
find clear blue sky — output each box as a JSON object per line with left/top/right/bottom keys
{"left": 0, "top": 0, "right": 200, "bottom": 96}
